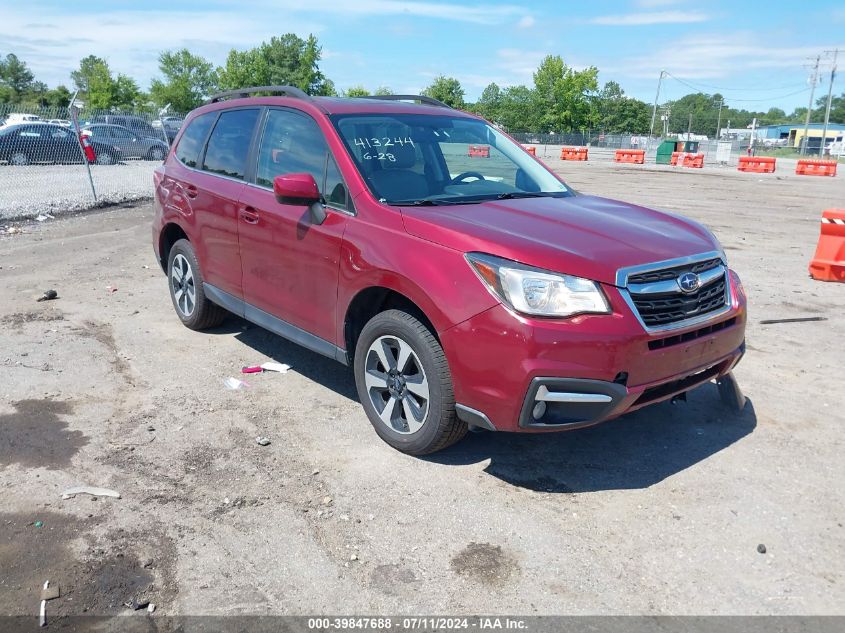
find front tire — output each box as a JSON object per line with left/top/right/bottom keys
{"left": 147, "top": 146, "right": 166, "bottom": 161}
{"left": 354, "top": 309, "right": 466, "bottom": 455}
{"left": 10, "top": 151, "right": 29, "bottom": 166}
{"left": 167, "top": 239, "right": 227, "bottom": 330}
{"left": 96, "top": 152, "right": 116, "bottom": 165}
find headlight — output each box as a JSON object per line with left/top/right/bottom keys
{"left": 466, "top": 253, "right": 610, "bottom": 318}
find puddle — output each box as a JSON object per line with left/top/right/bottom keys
{"left": 0, "top": 399, "right": 87, "bottom": 469}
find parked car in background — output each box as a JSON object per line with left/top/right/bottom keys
{"left": 153, "top": 87, "right": 747, "bottom": 455}
{"left": 152, "top": 116, "right": 183, "bottom": 142}
{"left": 46, "top": 119, "right": 72, "bottom": 127}
{"left": 81, "top": 123, "right": 168, "bottom": 160}
{"left": 0, "top": 123, "right": 121, "bottom": 165}
{"left": 92, "top": 114, "right": 163, "bottom": 142}
{"left": 0, "top": 113, "right": 42, "bottom": 128}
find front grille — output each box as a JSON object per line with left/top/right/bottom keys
{"left": 648, "top": 317, "right": 737, "bottom": 350}
{"left": 627, "top": 258, "right": 722, "bottom": 284}
{"left": 630, "top": 274, "right": 727, "bottom": 327}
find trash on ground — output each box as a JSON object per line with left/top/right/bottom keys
{"left": 256, "top": 436, "right": 271, "bottom": 446}
{"left": 39, "top": 580, "right": 58, "bottom": 627}
{"left": 223, "top": 377, "right": 249, "bottom": 390}
{"left": 124, "top": 599, "right": 150, "bottom": 611}
{"left": 7, "top": 226, "right": 21, "bottom": 234}
{"left": 261, "top": 362, "right": 291, "bottom": 373}
{"left": 34, "top": 520, "right": 43, "bottom": 528}
{"left": 62, "top": 486, "right": 121, "bottom": 500}
{"left": 759, "top": 317, "right": 827, "bottom": 325}
{"left": 106, "top": 286, "right": 118, "bottom": 293}
{"left": 757, "top": 543, "right": 767, "bottom": 554}
{"left": 147, "top": 603, "right": 156, "bottom": 614}
{"left": 35, "top": 214, "right": 54, "bottom": 222}
{"left": 36, "top": 290, "right": 58, "bottom": 302}
{"left": 241, "top": 362, "right": 291, "bottom": 374}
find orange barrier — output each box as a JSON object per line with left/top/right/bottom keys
{"left": 796, "top": 159, "right": 837, "bottom": 177}
{"left": 808, "top": 209, "right": 845, "bottom": 282}
{"left": 614, "top": 149, "right": 645, "bottom": 164}
{"left": 683, "top": 153, "right": 704, "bottom": 168}
{"left": 525, "top": 146, "right": 536, "bottom": 156}
{"left": 737, "top": 156, "right": 776, "bottom": 173}
{"left": 671, "top": 152, "right": 704, "bottom": 168}
{"left": 560, "top": 146, "right": 588, "bottom": 161}
{"left": 468, "top": 145, "right": 490, "bottom": 158}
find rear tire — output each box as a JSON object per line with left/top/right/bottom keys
{"left": 167, "top": 239, "right": 227, "bottom": 330}
{"left": 96, "top": 152, "right": 116, "bottom": 165}
{"left": 354, "top": 309, "right": 466, "bottom": 455}
{"left": 147, "top": 146, "right": 166, "bottom": 161}
{"left": 10, "top": 151, "right": 29, "bottom": 166}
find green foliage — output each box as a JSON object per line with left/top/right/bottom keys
{"left": 422, "top": 75, "right": 465, "bottom": 108}
{"left": 0, "top": 53, "right": 34, "bottom": 96}
{"left": 374, "top": 86, "right": 392, "bottom": 96}
{"left": 344, "top": 85, "right": 370, "bottom": 97}
{"left": 533, "top": 55, "right": 599, "bottom": 132}
{"left": 149, "top": 49, "right": 218, "bottom": 112}
{"left": 217, "top": 34, "right": 332, "bottom": 96}
{"left": 595, "top": 81, "right": 651, "bottom": 133}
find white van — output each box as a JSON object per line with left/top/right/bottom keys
{"left": 825, "top": 134, "right": 844, "bottom": 157}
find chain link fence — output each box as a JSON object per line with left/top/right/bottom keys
{"left": 0, "top": 104, "right": 184, "bottom": 222}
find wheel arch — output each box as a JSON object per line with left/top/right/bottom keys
{"left": 157, "top": 222, "right": 190, "bottom": 272}
{"left": 342, "top": 285, "right": 441, "bottom": 365}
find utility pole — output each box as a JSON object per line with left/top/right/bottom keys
{"left": 650, "top": 69, "right": 666, "bottom": 138}
{"left": 687, "top": 112, "right": 693, "bottom": 141}
{"left": 801, "top": 55, "right": 821, "bottom": 155}
{"left": 714, "top": 99, "right": 724, "bottom": 139}
{"left": 819, "top": 49, "right": 840, "bottom": 158}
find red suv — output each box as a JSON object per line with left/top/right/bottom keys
{"left": 152, "top": 86, "right": 747, "bottom": 455}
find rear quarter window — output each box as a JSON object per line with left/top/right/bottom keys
{"left": 175, "top": 113, "right": 216, "bottom": 168}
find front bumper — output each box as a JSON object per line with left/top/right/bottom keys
{"left": 442, "top": 280, "right": 747, "bottom": 433}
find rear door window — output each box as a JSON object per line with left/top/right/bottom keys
{"left": 201, "top": 109, "right": 259, "bottom": 180}
{"left": 175, "top": 112, "right": 215, "bottom": 168}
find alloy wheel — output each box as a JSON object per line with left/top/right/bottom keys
{"left": 170, "top": 254, "right": 196, "bottom": 317}
{"left": 364, "top": 335, "right": 430, "bottom": 434}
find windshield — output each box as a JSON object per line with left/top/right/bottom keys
{"left": 331, "top": 113, "right": 571, "bottom": 205}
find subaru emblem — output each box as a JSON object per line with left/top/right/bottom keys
{"left": 678, "top": 272, "right": 700, "bottom": 293}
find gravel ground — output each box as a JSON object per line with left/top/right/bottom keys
{"left": 0, "top": 161, "right": 843, "bottom": 624}
{"left": 0, "top": 161, "right": 157, "bottom": 221}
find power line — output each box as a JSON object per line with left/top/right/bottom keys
{"left": 663, "top": 72, "right": 808, "bottom": 93}
{"left": 663, "top": 72, "right": 809, "bottom": 101}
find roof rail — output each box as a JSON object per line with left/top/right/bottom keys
{"left": 359, "top": 94, "right": 452, "bottom": 109}
{"left": 205, "top": 85, "right": 311, "bottom": 104}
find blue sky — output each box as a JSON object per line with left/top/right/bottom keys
{"left": 2, "top": 0, "right": 844, "bottom": 112}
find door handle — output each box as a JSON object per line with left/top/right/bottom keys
{"left": 185, "top": 184, "right": 198, "bottom": 199}
{"left": 240, "top": 206, "right": 259, "bottom": 224}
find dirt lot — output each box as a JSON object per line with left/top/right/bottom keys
{"left": 1, "top": 161, "right": 843, "bottom": 624}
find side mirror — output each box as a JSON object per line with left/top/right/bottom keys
{"left": 273, "top": 173, "right": 326, "bottom": 225}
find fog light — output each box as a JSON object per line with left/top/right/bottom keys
{"left": 532, "top": 401, "right": 547, "bottom": 420}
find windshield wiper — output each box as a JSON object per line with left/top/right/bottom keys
{"left": 392, "top": 197, "right": 479, "bottom": 206}
{"left": 496, "top": 191, "right": 566, "bottom": 200}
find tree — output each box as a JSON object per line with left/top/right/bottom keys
{"left": 533, "top": 55, "right": 598, "bottom": 132}
{"left": 85, "top": 59, "right": 116, "bottom": 110}
{"left": 113, "top": 75, "right": 142, "bottom": 110}
{"left": 0, "top": 53, "right": 35, "bottom": 99}
{"left": 44, "top": 85, "right": 72, "bottom": 108}
{"left": 217, "top": 34, "right": 332, "bottom": 96}
{"left": 71, "top": 55, "right": 107, "bottom": 94}
{"left": 374, "top": 86, "right": 392, "bottom": 96}
{"left": 344, "top": 85, "right": 370, "bottom": 97}
{"left": 496, "top": 85, "right": 538, "bottom": 132}
{"left": 596, "top": 81, "right": 651, "bottom": 133}
{"left": 475, "top": 82, "right": 502, "bottom": 121}
{"left": 149, "top": 49, "right": 218, "bottom": 112}
{"left": 422, "top": 75, "right": 464, "bottom": 108}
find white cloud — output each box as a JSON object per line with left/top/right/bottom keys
{"left": 607, "top": 33, "right": 845, "bottom": 80}
{"left": 591, "top": 10, "right": 708, "bottom": 25}
{"left": 252, "top": 0, "right": 525, "bottom": 25}
{"left": 518, "top": 15, "right": 536, "bottom": 29}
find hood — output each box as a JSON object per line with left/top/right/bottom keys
{"left": 400, "top": 194, "right": 719, "bottom": 286}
